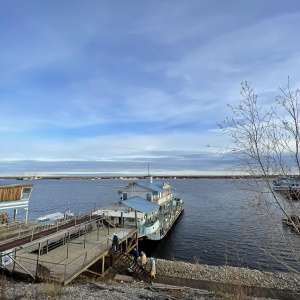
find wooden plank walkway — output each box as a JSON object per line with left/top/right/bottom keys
{"left": 1, "top": 217, "right": 138, "bottom": 285}
{"left": 0, "top": 215, "right": 99, "bottom": 252}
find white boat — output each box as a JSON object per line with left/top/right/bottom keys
{"left": 273, "top": 176, "right": 300, "bottom": 190}
{"left": 36, "top": 210, "right": 74, "bottom": 226}
{"left": 273, "top": 176, "right": 300, "bottom": 200}
{"left": 93, "top": 175, "right": 184, "bottom": 241}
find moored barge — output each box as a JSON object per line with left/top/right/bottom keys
{"left": 93, "top": 175, "right": 184, "bottom": 241}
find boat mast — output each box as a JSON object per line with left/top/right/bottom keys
{"left": 147, "top": 163, "right": 153, "bottom": 183}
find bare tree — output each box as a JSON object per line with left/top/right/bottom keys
{"left": 220, "top": 79, "right": 300, "bottom": 273}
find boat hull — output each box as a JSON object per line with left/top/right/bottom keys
{"left": 139, "top": 205, "right": 184, "bottom": 241}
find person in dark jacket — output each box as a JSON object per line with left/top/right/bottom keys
{"left": 112, "top": 233, "right": 118, "bottom": 251}
{"left": 133, "top": 248, "right": 139, "bottom": 263}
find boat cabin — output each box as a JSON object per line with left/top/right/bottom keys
{"left": 118, "top": 175, "right": 173, "bottom": 205}
{"left": 93, "top": 197, "right": 159, "bottom": 228}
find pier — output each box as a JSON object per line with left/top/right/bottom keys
{"left": 0, "top": 216, "right": 139, "bottom": 285}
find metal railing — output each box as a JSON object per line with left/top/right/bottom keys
{"left": 0, "top": 210, "right": 100, "bottom": 244}
{"left": 3, "top": 217, "right": 112, "bottom": 283}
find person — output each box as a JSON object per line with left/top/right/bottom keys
{"left": 112, "top": 233, "right": 118, "bottom": 251}
{"left": 140, "top": 251, "right": 147, "bottom": 267}
{"left": 133, "top": 248, "right": 139, "bottom": 263}
{"left": 149, "top": 257, "right": 156, "bottom": 279}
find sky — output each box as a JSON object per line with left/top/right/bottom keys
{"left": 1, "top": 0, "right": 300, "bottom": 177}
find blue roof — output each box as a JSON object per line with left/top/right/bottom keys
{"left": 137, "top": 181, "right": 167, "bottom": 192}
{"left": 122, "top": 196, "right": 159, "bottom": 214}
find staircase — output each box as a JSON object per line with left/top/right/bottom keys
{"left": 102, "top": 218, "right": 116, "bottom": 228}
{"left": 109, "top": 249, "right": 151, "bottom": 283}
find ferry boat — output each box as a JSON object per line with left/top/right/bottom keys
{"left": 93, "top": 175, "right": 184, "bottom": 241}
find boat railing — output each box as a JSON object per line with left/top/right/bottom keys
{"left": 144, "top": 215, "right": 159, "bottom": 227}
{"left": 138, "top": 219, "right": 159, "bottom": 235}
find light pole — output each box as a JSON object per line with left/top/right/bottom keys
{"left": 24, "top": 208, "right": 28, "bottom": 226}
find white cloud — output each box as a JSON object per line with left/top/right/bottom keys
{"left": 1, "top": 1, "right": 300, "bottom": 175}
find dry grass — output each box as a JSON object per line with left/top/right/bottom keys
{"left": 43, "top": 281, "right": 64, "bottom": 297}
{"left": 188, "top": 254, "right": 250, "bottom": 299}
{"left": 171, "top": 255, "right": 177, "bottom": 261}
{"left": 222, "top": 265, "right": 247, "bottom": 300}
{"left": 15, "top": 280, "right": 65, "bottom": 300}
{"left": 193, "top": 255, "right": 201, "bottom": 273}
{"left": 0, "top": 277, "right": 10, "bottom": 300}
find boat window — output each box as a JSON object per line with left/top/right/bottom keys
{"left": 147, "top": 194, "right": 151, "bottom": 201}
{"left": 123, "top": 193, "right": 127, "bottom": 200}
{"left": 21, "top": 188, "right": 32, "bottom": 200}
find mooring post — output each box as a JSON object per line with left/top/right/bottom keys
{"left": 31, "top": 228, "right": 34, "bottom": 242}
{"left": 84, "top": 252, "right": 87, "bottom": 265}
{"left": 67, "top": 232, "right": 70, "bottom": 258}
{"left": 35, "top": 242, "right": 41, "bottom": 279}
{"left": 13, "top": 248, "right": 16, "bottom": 272}
{"left": 102, "top": 255, "right": 105, "bottom": 275}
{"left": 84, "top": 224, "right": 87, "bottom": 248}
{"left": 135, "top": 210, "right": 138, "bottom": 229}
{"left": 46, "top": 239, "right": 49, "bottom": 254}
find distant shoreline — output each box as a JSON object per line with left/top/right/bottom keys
{"left": 0, "top": 175, "right": 270, "bottom": 180}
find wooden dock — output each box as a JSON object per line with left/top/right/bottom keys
{"left": 0, "top": 216, "right": 138, "bottom": 285}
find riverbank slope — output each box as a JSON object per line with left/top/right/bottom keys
{"left": 1, "top": 258, "right": 300, "bottom": 299}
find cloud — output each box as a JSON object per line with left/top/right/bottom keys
{"left": 1, "top": 1, "right": 300, "bottom": 175}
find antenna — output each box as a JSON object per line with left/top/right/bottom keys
{"left": 147, "top": 163, "right": 153, "bottom": 183}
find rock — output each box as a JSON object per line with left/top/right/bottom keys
{"left": 1, "top": 258, "right": 300, "bottom": 299}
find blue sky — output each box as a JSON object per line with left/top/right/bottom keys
{"left": 1, "top": 0, "right": 300, "bottom": 176}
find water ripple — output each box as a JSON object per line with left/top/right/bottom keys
{"left": 2, "top": 178, "right": 300, "bottom": 272}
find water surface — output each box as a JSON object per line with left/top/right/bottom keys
{"left": 2, "top": 178, "right": 299, "bottom": 272}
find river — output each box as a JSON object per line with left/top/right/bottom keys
{"left": 1, "top": 178, "right": 300, "bottom": 273}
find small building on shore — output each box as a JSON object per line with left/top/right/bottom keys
{"left": 0, "top": 184, "right": 34, "bottom": 224}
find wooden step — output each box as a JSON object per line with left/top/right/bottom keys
{"left": 109, "top": 249, "right": 151, "bottom": 283}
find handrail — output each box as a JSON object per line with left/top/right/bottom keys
{"left": 8, "top": 254, "right": 35, "bottom": 279}
{"left": 65, "top": 239, "right": 108, "bottom": 267}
